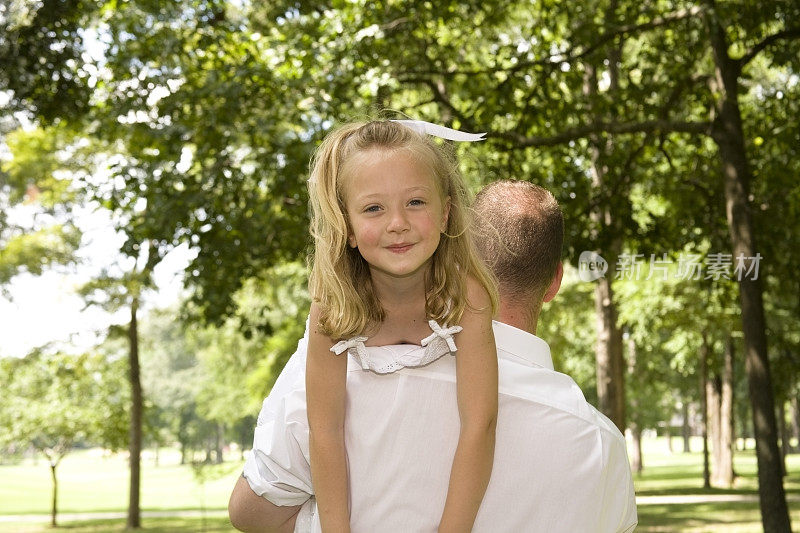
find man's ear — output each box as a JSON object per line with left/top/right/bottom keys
{"left": 543, "top": 262, "right": 563, "bottom": 303}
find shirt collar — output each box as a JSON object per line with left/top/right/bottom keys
{"left": 492, "top": 320, "right": 554, "bottom": 370}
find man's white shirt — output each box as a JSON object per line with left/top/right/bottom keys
{"left": 243, "top": 320, "right": 638, "bottom": 532}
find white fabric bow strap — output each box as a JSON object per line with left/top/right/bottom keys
{"left": 391, "top": 119, "right": 486, "bottom": 142}
{"left": 420, "top": 320, "right": 463, "bottom": 352}
{"left": 330, "top": 336, "right": 370, "bottom": 370}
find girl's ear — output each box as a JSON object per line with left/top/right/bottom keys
{"left": 344, "top": 215, "right": 357, "bottom": 248}
{"left": 441, "top": 196, "right": 451, "bottom": 231}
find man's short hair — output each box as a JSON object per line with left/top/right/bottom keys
{"left": 473, "top": 180, "right": 563, "bottom": 303}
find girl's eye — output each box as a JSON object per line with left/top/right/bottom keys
{"left": 409, "top": 199, "right": 425, "bottom": 207}
{"left": 364, "top": 205, "right": 381, "bottom": 213}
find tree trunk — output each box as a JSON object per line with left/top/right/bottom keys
{"left": 626, "top": 334, "right": 641, "bottom": 472}
{"left": 708, "top": 372, "right": 722, "bottom": 486}
{"left": 778, "top": 400, "right": 788, "bottom": 477}
{"left": 703, "top": 5, "right": 791, "bottom": 529}
{"left": 583, "top": 43, "right": 626, "bottom": 433}
{"left": 215, "top": 424, "right": 224, "bottom": 464}
{"left": 127, "top": 295, "right": 142, "bottom": 529}
{"left": 718, "top": 335, "right": 735, "bottom": 486}
{"left": 240, "top": 428, "right": 247, "bottom": 461}
{"left": 666, "top": 425, "right": 674, "bottom": 453}
{"left": 682, "top": 400, "right": 691, "bottom": 453}
{"left": 49, "top": 461, "right": 58, "bottom": 527}
{"left": 605, "top": 8, "right": 626, "bottom": 435}
{"left": 630, "top": 423, "right": 643, "bottom": 473}
{"left": 701, "top": 332, "right": 711, "bottom": 489}
{"left": 594, "top": 276, "right": 625, "bottom": 431}
{"left": 792, "top": 395, "right": 800, "bottom": 453}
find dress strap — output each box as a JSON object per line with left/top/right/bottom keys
{"left": 330, "top": 337, "right": 370, "bottom": 370}
{"left": 421, "top": 320, "right": 462, "bottom": 352}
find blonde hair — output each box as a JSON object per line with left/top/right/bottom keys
{"left": 308, "top": 120, "right": 498, "bottom": 339}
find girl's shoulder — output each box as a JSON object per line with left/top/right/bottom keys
{"left": 308, "top": 301, "right": 323, "bottom": 334}
{"left": 464, "top": 274, "right": 493, "bottom": 311}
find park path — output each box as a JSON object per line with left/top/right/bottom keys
{"left": 635, "top": 493, "right": 800, "bottom": 505}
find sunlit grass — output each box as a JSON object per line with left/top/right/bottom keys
{"left": 1, "top": 437, "right": 798, "bottom": 532}
{"left": 635, "top": 436, "right": 800, "bottom": 532}
{"left": 634, "top": 436, "right": 799, "bottom": 495}
{"left": 0, "top": 516, "right": 233, "bottom": 533}
{"left": 0, "top": 448, "right": 245, "bottom": 515}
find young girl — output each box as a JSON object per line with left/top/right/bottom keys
{"left": 306, "top": 120, "right": 498, "bottom": 532}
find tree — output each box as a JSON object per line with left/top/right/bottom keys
{"left": 0, "top": 0, "right": 100, "bottom": 124}
{"left": 0, "top": 126, "right": 82, "bottom": 287}
{"left": 748, "top": 50, "right": 800, "bottom": 469}
{"left": 138, "top": 261, "right": 311, "bottom": 463}
{"left": 1, "top": 1, "right": 101, "bottom": 282}
{"left": 80, "top": 244, "right": 158, "bottom": 529}
{"left": 139, "top": 305, "right": 204, "bottom": 462}
{"left": 0, "top": 350, "right": 127, "bottom": 526}
{"left": 68, "top": 7, "right": 323, "bottom": 519}
{"left": 86, "top": 0, "right": 316, "bottom": 326}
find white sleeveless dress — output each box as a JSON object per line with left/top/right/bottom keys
{"left": 251, "top": 319, "right": 463, "bottom": 532}
{"left": 329, "top": 319, "right": 462, "bottom": 374}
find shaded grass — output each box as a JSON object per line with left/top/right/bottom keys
{"left": 637, "top": 501, "right": 800, "bottom": 533}
{"left": 0, "top": 516, "right": 235, "bottom": 533}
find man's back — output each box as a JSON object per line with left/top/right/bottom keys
{"left": 340, "top": 321, "right": 636, "bottom": 532}
{"left": 255, "top": 321, "right": 637, "bottom": 532}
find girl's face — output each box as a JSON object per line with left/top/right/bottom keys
{"left": 342, "top": 148, "right": 449, "bottom": 281}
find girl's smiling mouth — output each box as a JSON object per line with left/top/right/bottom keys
{"left": 387, "top": 243, "right": 414, "bottom": 253}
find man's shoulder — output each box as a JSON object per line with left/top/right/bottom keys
{"left": 498, "top": 360, "right": 623, "bottom": 436}
{"left": 492, "top": 324, "right": 626, "bottom": 443}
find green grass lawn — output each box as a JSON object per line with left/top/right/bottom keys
{"left": 634, "top": 436, "right": 800, "bottom": 496}
{"left": 634, "top": 436, "right": 800, "bottom": 532}
{"left": 0, "top": 517, "right": 234, "bottom": 533}
{"left": 0, "top": 448, "right": 244, "bottom": 515}
{"left": 0, "top": 437, "right": 798, "bottom": 532}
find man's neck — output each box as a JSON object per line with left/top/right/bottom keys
{"left": 497, "top": 301, "right": 541, "bottom": 336}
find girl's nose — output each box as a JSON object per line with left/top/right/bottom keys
{"left": 387, "top": 210, "right": 410, "bottom": 233}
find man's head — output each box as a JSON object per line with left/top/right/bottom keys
{"left": 474, "top": 180, "right": 564, "bottom": 332}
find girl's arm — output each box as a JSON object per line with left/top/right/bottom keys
{"left": 306, "top": 303, "right": 351, "bottom": 532}
{"left": 438, "top": 278, "right": 498, "bottom": 533}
